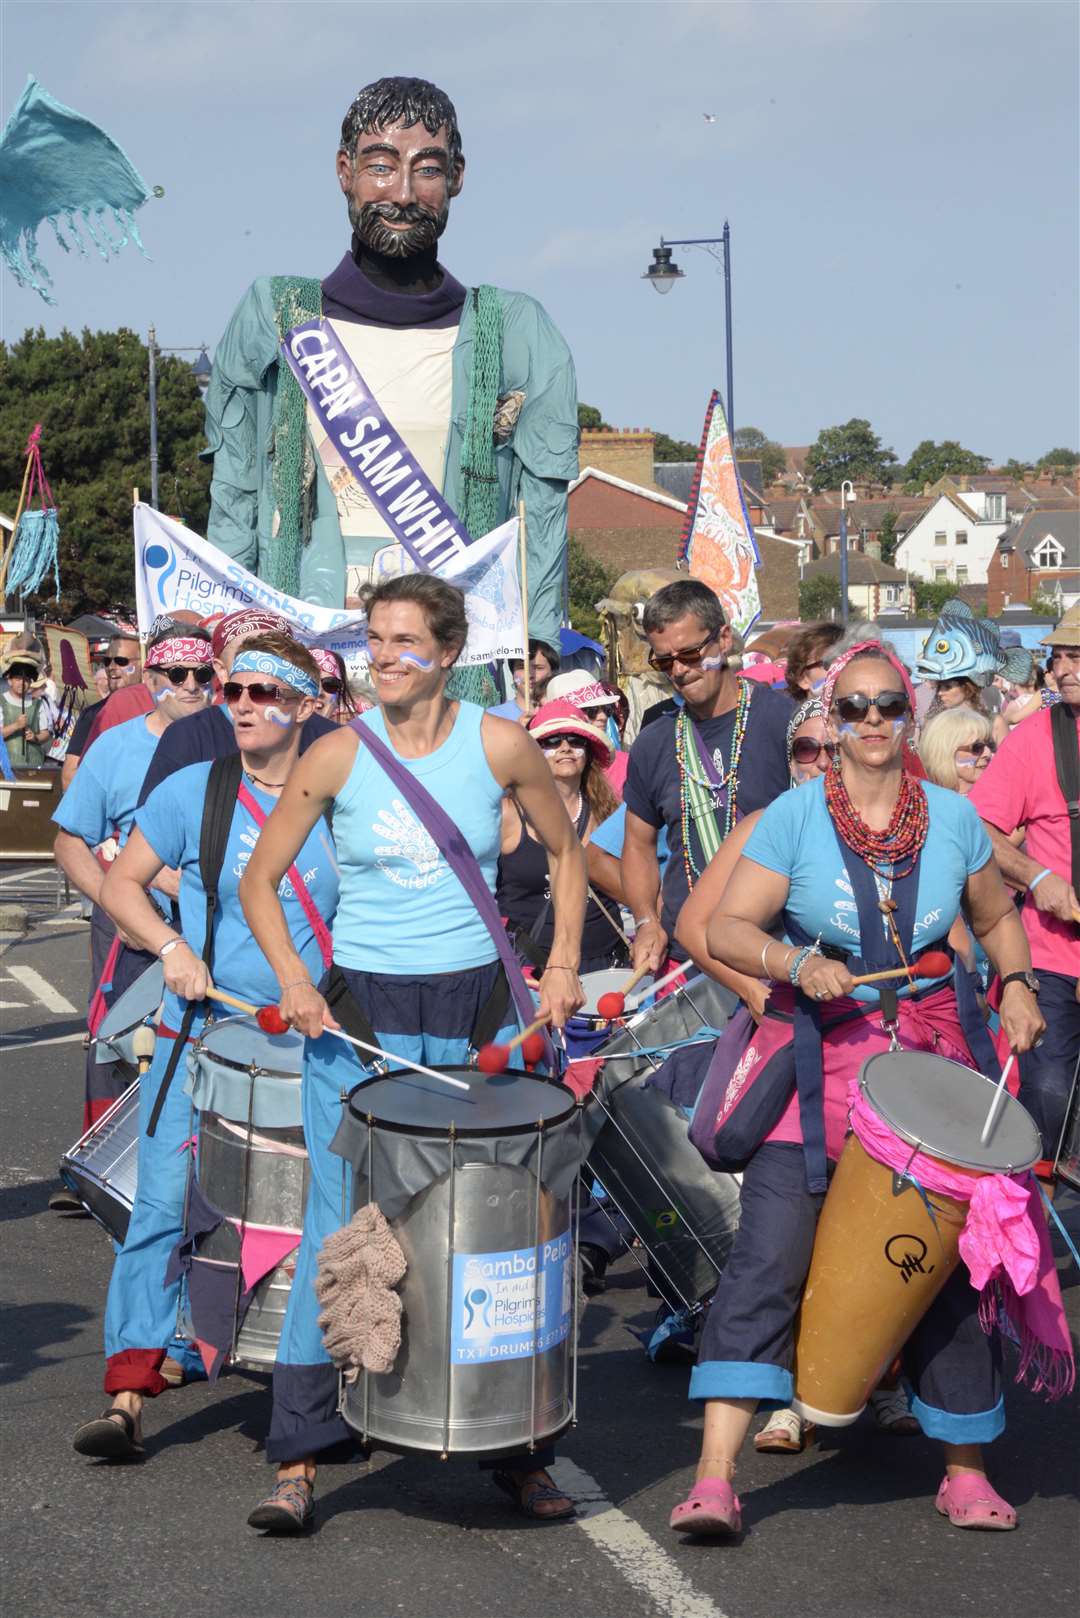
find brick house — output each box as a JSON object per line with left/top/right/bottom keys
{"left": 986, "top": 510, "right": 1080, "bottom": 616}
{"left": 799, "top": 551, "right": 914, "bottom": 618}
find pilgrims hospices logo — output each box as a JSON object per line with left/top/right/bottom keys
{"left": 142, "top": 539, "right": 179, "bottom": 607}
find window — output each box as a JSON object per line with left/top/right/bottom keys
{"left": 988, "top": 494, "right": 1005, "bottom": 521}
{"left": 934, "top": 566, "right": 948, "bottom": 581}
{"left": 883, "top": 586, "right": 896, "bottom": 603}
{"left": 1033, "top": 537, "right": 1065, "bottom": 569}
{"left": 955, "top": 531, "right": 968, "bottom": 546}
{"left": 934, "top": 531, "right": 947, "bottom": 546}
{"left": 1001, "top": 553, "right": 1010, "bottom": 570}
{"left": 956, "top": 565, "right": 968, "bottom": 585}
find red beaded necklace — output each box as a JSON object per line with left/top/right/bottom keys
{"left": 824, "top": 756, "right": 929, "bottom": 880}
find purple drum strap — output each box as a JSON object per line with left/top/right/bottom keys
{"left": 348, "top": 718, "right": 548, "bottom": 1055}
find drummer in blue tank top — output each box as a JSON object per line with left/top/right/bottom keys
{"left": 240, "top": 572, "right": 587, "bottom": 1535}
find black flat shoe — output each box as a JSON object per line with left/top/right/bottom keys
{"left": 72, "top": 1407, "right": 144, "bottom": 1459}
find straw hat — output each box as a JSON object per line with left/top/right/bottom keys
{"left": 546, "top": 669, "right": 620, "bottom": 708}
{"left": 526, "top": 698, "right": 615, "bottom": 767}
{"left": 1041, "top": 602, "right": 1080, "bottom": 648}
{"left": 0, "top": 646, "right": 43, "bottom": 677}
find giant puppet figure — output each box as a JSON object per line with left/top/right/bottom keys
{"left": 203, "top": 76, "right": 577, "bottom": 665}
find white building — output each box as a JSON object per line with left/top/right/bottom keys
{"left": 894, "top": 490, "right": 1008, "bottom": 587}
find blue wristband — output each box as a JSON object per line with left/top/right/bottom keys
{"left": 1028, "top": 867, "right": 1053, "bottom": 892}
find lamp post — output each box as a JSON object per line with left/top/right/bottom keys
{"left": 642, "top": 222, "right": 735, "bottom": 436}
{"left": 147, "top": 327, "right": 212, "bottom": 509}
{"left": 839, "top": 478, "right": 855, "bottom": 626}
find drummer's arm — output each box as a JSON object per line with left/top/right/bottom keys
{"left": 239, "top": 728, "right": 354, "bottom": 1037}
{"left": 484, "top": 717, "right": 586, "bottom": 1029}
{"left": 53, "top": 830, "right": 106, "bottom": 907}
{"left": 621, "top": 812, "right": 666, "bottom": 972}
{"left": 100, "top": 830, "right": 211, "bottom": 1001}
{"left": 675, "top": 813, "right": 771, "bottom": 1019}
{"left": 962, "top": 860, "right": 1045, "bottom": 1053}
{"left": 586, "top": 841, "right": 624, "bottom": 902}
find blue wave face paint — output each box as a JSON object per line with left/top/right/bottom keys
{"left": 264, "top": 706, "right": 292, "bottom": 728}
{"left": 398, "top": 651, "right": 435, "bottom": 672}
{"left": 700, "top": 655, "right": 725, "bottom": 670}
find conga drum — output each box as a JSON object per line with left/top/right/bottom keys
{"left": 331, "top": 1067, "right": 581, "bottom": 1457}
{"left": 791, "top": 1051, "right": 1041, "bottom": 1426}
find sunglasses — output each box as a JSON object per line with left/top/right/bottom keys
{"left": 832, "top": 690, "right": 910, "bottom": 724}
{"left": 538, "top": 734, "right": 588, "bottom": 753}
{"left": 97, "top": 655, "right": 134, "bottom": 669}
{"left": 955, "top": 740, "right": 996, "bottom": 764}
{"left": 320, "top": 677, "right": 343, "bottom": 695}
{"left": 647, "top": 633, "right": 718, "bottom": 674}
{"left": 221, "top": 680, "right": 299, "bottom": 706}
{"left": 791, "top": 737, "right": 839, "bottom": 765}
{"left": 161, "top": 664, "right": 214, "bottom": 687}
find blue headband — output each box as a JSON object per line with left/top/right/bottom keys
{"left": 231, "top": 649, "right": 318, "bottom": 699}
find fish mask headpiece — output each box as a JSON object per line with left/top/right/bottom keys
{"left": 915, "top": 598, "right": 1033, "bottom": 688}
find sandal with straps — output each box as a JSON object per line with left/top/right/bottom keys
{"left": 492, "top": 1469, "right": 576, "bottom": 1521}
{"left": 247, "top": 1476, "right": 314, "bottom": 1535}
{"left": 72, "top": 1406, "right": 144, "bottom": 1460}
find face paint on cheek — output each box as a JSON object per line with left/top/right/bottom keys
{"left": 838, "top": 722, "right": 859, "bottom": 736}
{"left": 398, "top": 651, "right": 435, "bottom": 672}
{"left": 264, "top": 706, "right": 292, "bottom": 728}
{"left": 700, "top": 656, "right": 725, "bottom": 671}
{"left": 890, "top": 718, "right": 905, "bottom": 735}
{"left": 153, "top": 686, "right": 172, "bottom": 704}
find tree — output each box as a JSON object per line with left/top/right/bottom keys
{"left": 902, "top": 439, "right": 990, "bottom": 491}
{"left": 804, "top": 419, "right": 898, "bottom": 492}
{"left": 734, "top": 426, "right": 787, "bottom": 486}
{"left": 1036, "top": 447, "right": 1079, "bottom": 475}
{"left": 799, "top": 574, "right": 844, "bottom": 621}
{"left": 0, "top": 327, "right": 210, "bottom": 618}
{"left": 877, "top": 509, "right": 900, "bottom": 566}
{"left": 913, "top": 579, "right": 957, "bottom": 617}
{"left": 653, "top": 430, "right": 700, "bottom": 463}
{"left": 1001, "top": 458, "right": 1033, "bottom": 482}
{"left": 578, "top": 403, "right": 610, "bottom": 430}
{"left": 566, "top": 536, "right": 617, "bottom": 641}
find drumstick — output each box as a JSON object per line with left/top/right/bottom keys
{"left": 847, "top": 950, "right": 952, "bottom": 987}
{"left": 132, "top": 1025, "right": 156, "bottom": 1075}
{"left": 203, "top": 987, "right": 471, "bottom": 1092}
{"left": 476, "top": 1014, "right": 551, "bottom": 1075}
{"left": 623, "top": 959, "right": 689, "bottom": 1010}
{"left": 979, "top": 1051, "right": 1017, "bottom": 1146}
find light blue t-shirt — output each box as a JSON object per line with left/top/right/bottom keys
{"left": 53, "top": 713, "right": 160, "bottom": 847}
{"left": 135, "top": 762, "right": 339, "bottom": 1025}
{"left": 744, "top": 777, "right": 991, "bottom": 1003}
{"left": 589, "top": 802, "right": 670, "bottom": 870}
{"left": 488, "top": 698, "right": 524, "bottom": 722}
{"left": 332, "top": 701, "right": 504, "bottom": 975}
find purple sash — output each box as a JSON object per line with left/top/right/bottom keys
{"left": 281, "top": 319, "right": 472, "bottom": 574}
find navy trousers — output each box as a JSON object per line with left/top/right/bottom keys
{"left": 1019, "top": 970, "right": 1080, "bottom": 1160}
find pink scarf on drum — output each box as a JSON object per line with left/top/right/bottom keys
{"left": 850, "top": 1087, "right": 1074, "bottom": 1401}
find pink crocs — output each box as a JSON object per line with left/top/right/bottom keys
{"left": 935, "top": 1473, "right": 1017, "bottom": 1531}
{"left": 669, "top": 1476, "right": 742, "bottom": 1537}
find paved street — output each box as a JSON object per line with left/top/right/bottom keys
{"left": 1, "top": 869, "right": 1078, "bottom": 1618}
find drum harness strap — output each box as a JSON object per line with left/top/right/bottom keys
{"left": 1049, "top": 701, "right": 1080, "bottom": 898}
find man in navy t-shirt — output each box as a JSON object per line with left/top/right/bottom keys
{"left": 622, "top": 580, "right": 792, "bottom": 969}
{"left": 137, "top": 608, "right": 338, "bottom": 803}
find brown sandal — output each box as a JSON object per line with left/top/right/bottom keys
{"left": 73, "top": 1406, "right": 144, "bottom": 1460}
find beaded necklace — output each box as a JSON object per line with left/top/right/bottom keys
{"left": 676, "top": 677, "right": 752, "bottom": 888}
{"left": 824, "top": 756, "right": 929, "bottom": 881}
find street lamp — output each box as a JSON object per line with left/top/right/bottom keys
{"left": 147, "top": 327, "right": 212, "bottom": 509}
{"left": 641, "top": 222, "right": 735, "bottom": 435}
{"left": 839, "top": 479, "right": 855, "bottom": 626}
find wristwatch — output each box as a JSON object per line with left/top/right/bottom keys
{"left": 1000, "top": 970, "right": 1039, "bottom": 994}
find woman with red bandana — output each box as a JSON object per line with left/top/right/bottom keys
{"left": 667, "top": 641, "right": 1061, "bottom": 1540}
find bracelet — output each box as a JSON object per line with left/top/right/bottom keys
{"left": 760, "top": 939, "right": 773, "bottom": 978}
{"left": 279, "top": 977, "right": 312, "bottom": 992}
{"left": 544, "top": 965, "right": 580, "bottom": 974}
{"left": 788, "top": 943, "right": 820, "bottom": 987}
{"left": 1028, "top": 867, "right": 1053, "bottom": 892}
{"left": 633, "top": 916, "right": 659, "bottom": 931}
{"left": 158, "top": 938, "right": 184, "bottom": 959}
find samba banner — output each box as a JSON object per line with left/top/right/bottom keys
{"left": 678, "top": 390, "right": 761, "bottom": 637}
{"left": 133, "top": 507, "right": 524, "bottom": 674}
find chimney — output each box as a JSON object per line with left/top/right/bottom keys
{"left": 864, "top": 537, "right": 882, "bottom": 560}
{"left": 578, "top": 427, "right": 658, "bottom": 490}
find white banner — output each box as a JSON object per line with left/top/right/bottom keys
{"left": 132, "top": 507, "right": 524, "bottom": 674}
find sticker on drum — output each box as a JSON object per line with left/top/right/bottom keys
{"left": 860, "top": 1052, "right": 1041, "bottom": 1174}
{"left": 94, "top": 961, "right": 164, "bottom": 1067}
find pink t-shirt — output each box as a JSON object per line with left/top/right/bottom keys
{"left": 604, "top": 750, "right": 629, "bottom": 800}
{"left": 968, "top": 705, "right": 1080, "bottom": 977}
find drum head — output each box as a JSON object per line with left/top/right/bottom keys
{"left": 198, "top": 1014, "right": 304, "bottom": 1076}
{"left": 576, "top": 969, "right": 653, "bottom": 1018}
{"left": 347, "top": 1068, "right": 577, "bottom": 1136}
{"left": 97, "top": 960, "right": 164, "bottom": 1038}
{"left": 860, "top": 1052, "right": 1041, "bottom": 1173}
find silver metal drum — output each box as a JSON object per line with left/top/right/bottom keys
{"left": 59, "top": 1079, "right": 140, "bottom": 1240}
{"left": 1054, "top": 1056, "right": 1080, "bottom": 1193}
{"left": 332, "top": 1068, "right": 582, "bottom": 1457}
{"left": 94, "top": 961, "right": 164, "bottom": 1076}
{"left": 583, "top": 974, "right": 741, "bottom": 1314}
{"left": 188, "top": 1015, "right": 308, "bottom": 1371}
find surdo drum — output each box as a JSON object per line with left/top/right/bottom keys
{"left": 188, "top": 1016, "right": 309, "bottom": 1370}
{"left": 583, "top": 974, "right": 741, "bottom": 1314}
{"left": 791, "top": 1051, "right": 1041, "bottom": 1426}
{"left": 332, "top": 1067, "right": 582, "bottom": 1456}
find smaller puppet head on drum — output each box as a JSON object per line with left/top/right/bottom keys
{"left": 337, "top": 77, "right": 465, "bottom": 259}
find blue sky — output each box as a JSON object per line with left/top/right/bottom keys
{"left": 2, "top": 1, "right": 1077, "bottom": 465}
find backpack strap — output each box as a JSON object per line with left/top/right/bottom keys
{"left": 146, "top": 754, "right": 244, "bottom": 1137}
{"left": 1050, "top": 701, "right": 1080, "bottom": 894}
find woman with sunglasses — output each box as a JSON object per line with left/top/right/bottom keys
{"left": 71, "top": 632, "right": 336, "bottom": 1462}
{"left": 919, "top": 706, "right": 996, "bottom": 796}
{"left": 497, "top": 697, "right": 628, "bottom": 974}
{"left": 667, "top": 641, "right": 1053, "bottom": 1540}
{"left": 310, "top": 646, "right": 358, "bottom": 724}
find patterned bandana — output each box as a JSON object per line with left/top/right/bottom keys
{"left": 820, "top": 640, "right": 916, "bottom": 716}
{"left": 310, "top": 647, "right": 339, "bottom": 679}
{"left": 785, "top": 697, "right": 828, "bottom": 766}
{"left": 144, "top": 637, "right": 213, "bottom": 668}
{"left": 231, "top": 649, "right": 318, "bottom": 699}
{"left": 211, "top": 609, "right": 291, "bottom": 659}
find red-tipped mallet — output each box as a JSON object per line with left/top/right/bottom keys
{"left": 847, "top": 949, "right": 952, "bottom": 987}
{"left": 476, "top": 1013, "right": 552, "bottom": 1075}
{"left": 595, "top": 960, "right": 664, "bottom": 1023}
{"left": 257, "top": 1005, "right": 289, "bottom": 1035}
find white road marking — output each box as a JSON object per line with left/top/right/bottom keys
{"left": 0, "top": 999, "right": 29, "bottom": 1009}
{"left": 1, "top": 1030, "right": 86, "bottom": 1049}
{"left": 6, "top": 965, "right": 78, "bottom": 1014}
{"left": 550, "top": 1459, "right": 729, "bottom": 1618}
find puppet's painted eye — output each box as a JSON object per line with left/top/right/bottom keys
{"left": 936, "top": 639, "right": 950, "bottom": 652}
